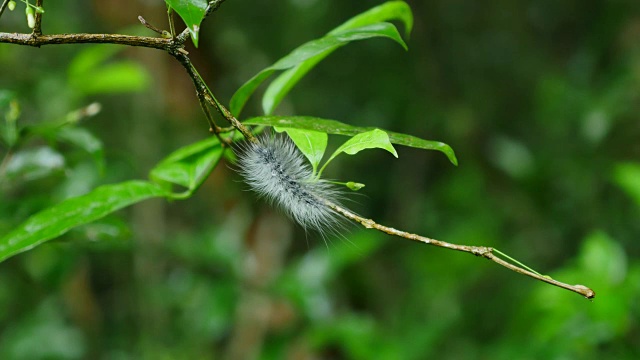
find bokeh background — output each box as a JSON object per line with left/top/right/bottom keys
{"left": 1, "top": 0, "right": 640, "bottom": 359}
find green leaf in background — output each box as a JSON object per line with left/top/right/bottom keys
{"left": 165, "top": 0, "right": 207, "bottom": 47}
{"left": 0, "top": 90, "right": 15, "bottom": 109}
{"left": 0, "top": 90, "right": 19, "bottom": 147}
{"left": 274, "top": 127, "right": 327, "bottom": 174}
{"left": 0, "top": 181, "right": 168, "bottom": 263}
{"left": 262, "top": 1, "right": 413, "bottom": 115}
{"left": 244, "top": 116, "right": 458, "bottom": 166}
{"left": 579, "top": 231, "right": 627, "bottom": 285}
{"left": 55, "top": 127, "right": 105, "bottom": 173}
{"left": 68, "top": 45, "right": 150, "bottom": 95}
{"left": 149, "top": 136, "right": 224, "bottom": 197}
{"left": 275, "top": 231, "right": 384, "bottom": 317}
{"left": 230, "top": 20, "right": 409, "bottom": 116}
{"left": 320, "top": 129, "right": 397, "bottom": 175}
{"left": 3, "top": 146, "right": 65, "bottom": 182}
{"left": 613, "top": 162, "right": 640, "bottom": 208}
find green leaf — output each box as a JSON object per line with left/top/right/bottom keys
{"left": 274, "top": 127, "right": 327, "bottom": 173}
{"left": 68, "top": 45, "right": 150, "bottom": 95}
{"left": 0, "top": 90, "right": 19, "bottom": 147}
{"left": 230, "top": 21, "right": 409, "bottom": 117}
{"left": 579, "top": 231, "right": 627, "bottom": 285}
{"left": 0, "top": 181, "right": 168, "bottom": 263}
{"left": 165, "top": 0, "right": 207, "bottom": 47}
{"left": 0, "top": 89, "right": 16, "bottom": 109}
{"left": 149, "top": 136, "right": 224, "bottom": 196}
{"left": 333, "top": 129, "right": 398, "bottom": 157}
{"left": 3, "top": 146, "right": 65, "bottom": 182}
{"left": 613, "top": 162, "right": 640, "bottom": 208}
{"left": 261, "top": 1, "right": 413, "bottom": 115}
{"left": 55, "top": 127, "right": 105, "bottom": 173}
{"left": 243, "top": 116, "right": 458, "bottom": 166}
{"left": 321, "top": 129, "right": 397, "bottom": 174}
{"left": 72, "top": 62, "right": 150, "bottom": 95}
{"left": 331, "top": 1, "right": 413, "bottom": 37}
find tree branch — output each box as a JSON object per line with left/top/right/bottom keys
{"left": 0, "top": 32, "right": 171, "bottom": 48}
{"left": 0, "top": 0, "right": 253, "bottom": 142}
{"left": 326, "top": 201, "right": 596, "bottom": 300}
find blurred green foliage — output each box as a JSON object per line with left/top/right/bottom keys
{"left": 1, "top": 1, "right": 639, "bottom": 359}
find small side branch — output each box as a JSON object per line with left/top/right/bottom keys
{"left": 205, "top": 0, "right": 228, "bottom": 17}
{"left": 326, "top": 201, "right": 596, "bottom": 300}
{"left": 0, "top": 0, "right": 10, "bottom": 19}
{"left": 33, "top": 0, "right": 43, "bottom": 36}
{"left": 167, "top": 51, "right": 257, "bottom": 143}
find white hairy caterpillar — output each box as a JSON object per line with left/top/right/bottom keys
{"left": 237, "top": 134, "right": 345, "bottom": 235}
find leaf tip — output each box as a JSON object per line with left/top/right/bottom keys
{"left": 190, "top": 25, "right": 200, "bottom": 47}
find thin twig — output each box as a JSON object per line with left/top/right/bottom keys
{"left": 138, "top": 16, "right": 164, "bottom": 35}
{"left": 167, "top": 7, "right": 176, "bottom": 38}
{"left": 195, "top": 91, "right": 231, "bottom": 145}
{"left": 0, "top": 0, "right": 9, "bottom": 20}
{"left": 33, "top": 0, "right": 43, "bottom": 36}
{"left": 166, "top": 50, "right": 257, "bottom": 143}
{"left": 205, "top": 0, "right": 228, "bottom": 17}
{"left": 326, "top": 201, "right": 596, "bottom": 300}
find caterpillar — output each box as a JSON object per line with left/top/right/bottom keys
{"left": 236, "top": 134, "right": 345, "bottom": 236}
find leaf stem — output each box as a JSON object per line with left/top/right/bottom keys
{"left": 493, "top": 248, "right": 547, "bottom": 278}
{"left": 167, "top": 6, "right": 176, "bottom": 38}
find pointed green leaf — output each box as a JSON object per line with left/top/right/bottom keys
{"left": 230, "top": 21, "right": 409, "bottom": 117}
{"left": 149, "top": 136, "right": 224, "bottom": 195}
{"left": 325, "top": 129, "right": 397, "bottom": 167}
{"left": 274, "top": 127, "right": 327, "bottom": 173}
{"left": 165, "top": 0, "right": 207, "bottom": 47}
{"left": 261, "top": 1, "right": 413, "bottom": 115}
{"left": 0, "top": 181, "right": 168, "bottom": 263}
{"left": 243, "top": 116, "right": 458, "bottom": 166}
{"left": 330, "top": 1, "right": 413, "bottom": 37}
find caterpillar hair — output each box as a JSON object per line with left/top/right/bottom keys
{"left": 236, "top": 134, "right": 346, "bottom": 237}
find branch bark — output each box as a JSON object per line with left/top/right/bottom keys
{"left": 0, "top": 32, "right": 171, "bottom": 48}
